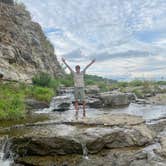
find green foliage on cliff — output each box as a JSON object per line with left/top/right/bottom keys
{"left": 0, "top": 83, "right": 25, "bottom": 120}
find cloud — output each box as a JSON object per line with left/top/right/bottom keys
{"left": 21, "top": 0, "right": 166, "bottom": 80}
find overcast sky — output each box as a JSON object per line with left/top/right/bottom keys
{"left": 21, "top": 0, "right": 166, "bottom": 80}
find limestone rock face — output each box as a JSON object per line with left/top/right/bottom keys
{"left": 0, "top": 0, "right": 14, "bottom": 5}
{"left": 0, "top": 2, "right": 63, "bottom": 82}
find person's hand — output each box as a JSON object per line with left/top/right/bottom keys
{"left": 62, "top": 57, "right": 65, "bottom": 62}
{"left": 92, "top": 59, "right": 96, "bottom": 63}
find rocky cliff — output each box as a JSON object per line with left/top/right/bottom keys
{"left": 0, "top": 1, "right": 63, "bottom": 82}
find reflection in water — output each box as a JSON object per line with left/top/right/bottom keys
{"left": 36, "top": 103, "right": 166, "bottom": 122}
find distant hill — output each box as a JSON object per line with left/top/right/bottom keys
{"left": 85, "top": 74, "right": 117, "bottom": 84}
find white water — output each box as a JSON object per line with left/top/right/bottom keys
{"left": 0, "top": 137, "right": 12, "bottom": 166}
{"left": 81, "top": 142, "right": 89, "bottom": 160}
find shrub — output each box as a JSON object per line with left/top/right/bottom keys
{"left": 0, "top": 84, "right": 25, "bottom": 120}
{"left": 27, "top": 86, "right": 54, "bottom": 102}
{"left": 32, "top": 72, "right": 52, "bottom": 87}
{"left": 132, "top": 89, "right": 144, "bottom": 98}
{"left": 117, "top": 81, "right": 128, "bottom": 87}
{"left": 156, "top": 81, "right": 166, "bottom": 85}
{"left": 129, "top": 80, "right": 144, "bottom": 87}
{"left": 98, "top": 82, "right": 110, "bottom": 92}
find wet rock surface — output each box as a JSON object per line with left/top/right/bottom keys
{"left": 1, "top": 110, "right": 166, "bottom": 166}
{"left": 1, "top": 87, "right": 166, "bottom": 166}
{"left": 50, "top": 96, "right": 71, "bottom": 111}
{"left": 0, "top": 113, "right": 160, "bottom": 166}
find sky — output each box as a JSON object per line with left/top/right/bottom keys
{"left": 20, "top": 0, "right": 166, "bottom": 80}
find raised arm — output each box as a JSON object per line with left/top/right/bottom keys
{"left": 83, "top": 59, "right": 95, "bottom": 72}
{"left": 62, "top": 58, "right": 73, "bottom": 73}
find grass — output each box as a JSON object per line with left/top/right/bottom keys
{"left": 0, "top": 83, "right": 25, "bottom": 120}
{"left": 1, "top": 71, "right": 165, "bottom": 120}
{"left": 0, "top": 82, "right": 55, "bottom": 120}
{"left": 110, "top": 80, "right": 166, "bottom": 98}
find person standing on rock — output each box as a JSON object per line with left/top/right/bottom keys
{"left": 62, "top": 57, "right": 95, "bottom": 117}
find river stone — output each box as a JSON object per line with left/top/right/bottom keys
{"left": 155, "top": 136, "right": 166, "bottom": 158}
{"left": 85, "top": 85, "right": 100, "bottom": 95}
{"left": 50, "top": 96, "right": 71, "bottom": 111}
{"left": 99, "top": 92, "right": 130, "bottom": 107}
{"left": 86, "top": 97, "right": 103, "bottom": 108}
{"left": 14, "top": 144, "right": 166, "bottom": 166}
{"left": 126, "top": 92, "right": 137, "bottom": 101}
{"left": 147, "top": 118, "right": 166, "bottom": 134}
{"left": 25, "top": 98, "right": 49, "bottom": 109}
{"left": 5, "top": 114, "right": 154, "bottom": 161}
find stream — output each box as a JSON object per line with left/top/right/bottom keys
{"left": 0, "top": 92, "right": 166, "bottom": 165}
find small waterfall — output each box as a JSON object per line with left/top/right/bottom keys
{"left": 81, "top": 142, "right": 89, "bottom": 160}
{"left": 0, "top": 136, "right": 12, "bottom": 166}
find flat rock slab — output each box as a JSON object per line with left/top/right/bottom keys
{"left": 15, "top": 144, "right": 166, "bottom": 166}
{"left": 83, "top": 114, "right": 145, "bottom": 126}
{"left": 31, "top": 113, "right": 145, "bottom": 127}
{"left": 5, "top": 114, "right": 154, "bottom": 158}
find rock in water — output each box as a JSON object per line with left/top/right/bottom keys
{"left": 50, "top": 96, "right": 71, "bottom": 111}
{"left": 99, "top": 92, "right": 130, "bottom": 107}
{"left": 0, "top": 2, "right": 63, "bottom": 82}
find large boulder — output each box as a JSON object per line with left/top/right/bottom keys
{"left": 4, "top": 115, "right": 154, "bottom": 159}
{"left": 99, "top": 92, "right": 130, "bottom": 107}
{"left": 85, "top": 85, "right": 100, "bottom": 95}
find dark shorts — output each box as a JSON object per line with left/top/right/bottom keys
{"left": 74, "top": 87, "right": 85, "bottom": 101}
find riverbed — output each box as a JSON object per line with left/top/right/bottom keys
{"left": 0, "top": 97, "right": 166, "bottom": 166}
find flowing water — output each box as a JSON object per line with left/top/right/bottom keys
{"left": 36, "top": 102, "right": 166, "bottom": 122}
{"left": 36, "top": 91, "right": 166, "bottom": 122}
{"left": 0, "top": 136, "right": 12, "bottom": 166}
{"left": 81, "top": 142, "right": 89, "bottom": 160}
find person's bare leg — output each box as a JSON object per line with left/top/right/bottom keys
{"left": 83, "top": 101, "right": 86, "bottom": 117}
{"left": 75, "top": 100, "right": 79, "bottom": 117}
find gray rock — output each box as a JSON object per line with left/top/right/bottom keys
{"left": 5, "top": 115, "right": 153, "bottom": 158}
{"left": 126, "top": 92, "right": 137, "bottom": 101}
{"left": 0, "top": 3, "right": 63, "bottom": 82}
{"left": 25, "top": 98, "right": 49, "bottom": 109}
{"left": 0, "top": 0, "right": 14, "bottom": 5}
{"left": 86, "top": 97, "right": 103, "bottom": 108}
{"left": 85, "top": 85, "right": 100, "bottom": 95}
{"left": 99, "top": 92, "right": 130, "bottom": 107}
{"left": 50, "top": 96, "right": 71, "bottom": 111}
